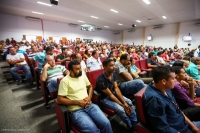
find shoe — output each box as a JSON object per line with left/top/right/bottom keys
{"left": 28, "top": 78, "right": 34, "bottom": 85}
{"left": 17, "top": 80, "right": 22, "bottom": 85}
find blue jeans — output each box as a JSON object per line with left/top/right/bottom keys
{"left": 195, "top": 86, "right": 200, "bottom": 97}
{"left": 193, "top": 121, "right": 200, "bottom": 129}
{"left": 10, "top": 64, "right": 32, "bottom": 81}
{"left": 120, "top": 79, "right": 146, "bottom": 95}
{"left": 101, "top": 96, "right": 137, "bottom": 129}
{"left": 47, "top": 77, "right": 58, "bottom": 92}
{"left": 71, "top": 103, "right": 113, "bottom": 133}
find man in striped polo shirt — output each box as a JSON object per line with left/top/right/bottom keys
{"left": 40, "top": 55, "right": 68, "bottom": 92}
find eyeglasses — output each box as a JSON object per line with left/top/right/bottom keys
{"left": 171, "top": 101, "right": 181, "bottom": 114}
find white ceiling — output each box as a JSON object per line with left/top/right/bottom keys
{"left": 0, "top": 0, "right": 200, "bottom": 31}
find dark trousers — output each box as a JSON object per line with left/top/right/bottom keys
{"left": 183, "top": 106, "right": 200, "bottom": 121}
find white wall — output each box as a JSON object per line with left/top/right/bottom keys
{"left": 122, "top": 21, "right": 200, "bottom": 49}
{"left": 178, "top": 21, "right": 200, "bottom": 49}
{"left": 0, "top": 13, "right": 115, "bottom": 43}
{"left": 123, "top": 28, "right": 143, "bottom": 45}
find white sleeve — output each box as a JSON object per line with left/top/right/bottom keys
{"left": 6, "top": 54, "right": 11, "bottom": 60}
{"left": 19, "top": 53, "right": 25, "bottom": 59}
{"left": 98, "top": 58, "right": 102, "bottom": 65}
{"left": 194, "top": 50, "right": 198, "bottom": 57}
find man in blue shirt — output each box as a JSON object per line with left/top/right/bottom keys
{"left": 33, "top": 46, "right": 54, "bottom": 75}
{"left": 186, "top": 57, "right": 200, "bottom": 80}
{"left": 144, "top": 66, "right": 200, "bottom": 133}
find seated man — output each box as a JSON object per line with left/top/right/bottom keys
{"left": 147, "top": 52, "right": 159, "bottom": 68}
{"left": 96, "top": 58, "right": 138, "bottom": 131}
{"left": 186, "top": 57, "right": 200, "bottom": 80}
{"left": 72, "top": 53, "right": 88, "bottom": 74}
{"left": 33, "top": 46, "right": 54, "bottom": 75}
{"left": 86, "top": 50, "right": 103, "bottom": 71}
{"left": 57, "top": 60, "right": 112, "bottom": 133}
{"left": 157, "top": 51, "right": 166, "bottom": 65}
{"left": 144, "top": 66, "right": 200, "bottom": 133}
{"left": 40, "top": 55, "right": 68, "bottom": 92}
{"left": 115, "top": 54, "right": 146, "bottom": 95}
{"left": 6, "top": 47, "right": 33, "bottom": 85}
{"left": 56, "top": 47, "right": 70, "bottom": 66}
{"left": 172, "top": 66, "right": 200, "bottom": 121}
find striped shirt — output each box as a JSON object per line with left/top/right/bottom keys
{"left": 42, "top": 65, "right": 66, "bottom": 83}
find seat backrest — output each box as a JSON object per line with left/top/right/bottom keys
{"left": 100, "top": 57, "right": 106, "bottom": 63}
{"left": 24, "top": 54, "right": 31, "bottom": 66}
{"left": 135, "top": 61, "right": 141, "bottom": 69}
{"left": 65, "top": 61, "right": 70, "bottom": 69}
{"left": 135, "top": 87, "right": 147, "bottom": 124}
{"left": 57, "top": 77, "right": 63, "bottom": 86}
{"left": 86, "top": 69, "right": 104, "bottom": 89}
{"left": 56, "top": 62, "right": 61, "bottom": 65}
{"left": 139, "top": 59, "right": 148, "bottom": 69}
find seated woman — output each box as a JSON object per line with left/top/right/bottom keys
{"left": 100, "top": 47, "right": 108, "bottom": 58}
{"left": 130, "top": 57, "right": 153, "bottom": 84}
{"left": 83, "top": 49, "right": 91, "bottom": 59}
{"left": 147, "top": 52, "right": 160, "bottom": 68}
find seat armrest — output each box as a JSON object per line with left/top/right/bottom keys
{"left": 92, "top": 90, "right": 101, "bottom": 106}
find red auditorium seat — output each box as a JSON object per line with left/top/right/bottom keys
{"left": 139, "top": 59, "right": 153, "bottom": 77}
{"left": 86, "top": 69, "right": 116, "bottom": 116}
{"left": 100, "top": 57, "right": 106, "bottom": 63}
{"left": 135, "top": 61, "right": 147, "bottom": 78}
{"left": 135, "top": 87, "right": 152, "bottom": 133}
{"left": 65, "top": 61, "right": 70, "bottom": 69}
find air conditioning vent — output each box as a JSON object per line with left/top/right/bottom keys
{"left": 195, "top": 23, "right": 200, "bottom": 26}
{"left": 128, "top": 29, "right": 135, "bottom": 32}
{"left": 153, "top": 25, "right": 164, "bottom": 29}
{"left": 69, "top": 23, "right": 78, "bottom": 27}
{"left": 96, "top": 28, "right": 102, "bottom": 30}
{"left": 26, "top": 16, "right": 41, "bottom": 21}
{"left": 113, "top": 32, "right": 120, "bottom": 35}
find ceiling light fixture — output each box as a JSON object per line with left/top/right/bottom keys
{"left": 143, "top": 0, "right": 151, "bottom": 4}
{"left": 118, "top": 23, "right": 123, "bottom": 25}
{"left": 162, "top": 16, "right": 167, "bottom": 19}
{"left": 91, "top": 16, "right": 98, "bottom": 19}
{"left": 136, "top": 20, "right": 141, "bottom": 23}
{"left": 32, "top": 11, "right": 44, "bottom": 15}
{"left": 110, "top": 9, "right": 118, "bottom": 13}
{"left": 78, "top": 20, "right": 84, "bottom": 23}
{"left": 37, "top": 1, "right": 52, "bottom": 6}
{"left": 104, "top": 26, "right": 109, "bottom": 28}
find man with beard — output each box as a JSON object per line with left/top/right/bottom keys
{"left": 57, "top": 60, "right": 113, "bottom": 133}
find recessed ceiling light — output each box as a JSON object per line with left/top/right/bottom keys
{"left": 91, "top": 16, "right": 98, "bottom": 19}
{"left": 143, "top": 0, "right": 151, "bottom": 4}
{"left": 78, "top": 20, "right": 84, "bottom": 23}
{"left": 118, "top": 23, "right": 123, "bottom": 25}
{"left": 162, "top": 16, "right": 167, "bottom": 19}
{"left": 104, "top": 26, "right": 109, "bottom": 28}
{"left": 136, "top": 20, "right": 141, "bottom": 23}
{"left": 37, "top": 1, "right": 52, "bottom": 6}
{"left": 32, "top": 11, "right": 44, "bottom": 15}
{"left": 110, "top": 9, "right": 118, "bottom": 13}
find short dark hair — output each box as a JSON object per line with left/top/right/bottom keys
{"left": 172, "top": 61, "right": 184, "bottom": 67}
{"left": 120, "top": 54, "right": 129, "bottom": 61}
{"left": 92, "top": 50, "right": 97, "bottom": 56}
{"left": 61, "top": 47, "right": 67, "bottom": 53}
{"left": 182, "top": 56, "right": 191, "bottom": 62}
{"left": 157, "top": 51, "right": 162, "bottom": 56}
{"left": 71, "top": 53, "right": 77, "bottom": 60}
{"left": 148, "top": 52, "right": 155, "bottom": 58}
{"left": 85, "top": 49, "right": 89, "bottom": 54}
{"left": 153, "top": 66, "right": 174, "bottom": 83}
{"left": 68, "top": 60, "right": 80, "bottom": 71}
{"left": 75, "top": 46, "right": 80, "bottom": 50}
{"left": 108, "top": 51, "right": 113, "bottom": 58}
{"left": 45, "top": 46, "right": 54, "bottom": 53}
{"left": 172, "top": 66, "right": 183, "bottom": 75}
{"left": 130, "top": 57, "right": 133, "bottom": 62}
{"left": 8, "top": 46, "right": 14, "bottom": 51}
{"left": 102, "top": 58, "right": 114, "bottom": 67}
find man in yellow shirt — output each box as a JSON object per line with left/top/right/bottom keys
{"left": 57, "top": 60, "right": 113, "bottom": 133}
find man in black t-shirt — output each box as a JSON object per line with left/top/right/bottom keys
{"left": 56, "top": 47, "right": 70, "bottom": 66}
{"left": 147, "top": 52, "right": 159, "bottom": 68}
{"left": 96, "top": 58, "right": 138, "bottom": 131}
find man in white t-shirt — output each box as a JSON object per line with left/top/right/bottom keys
{"left": 6, "top": 47, "right": 33, "bottom": 85}
{"left": 157, "top": 51, "right": 166, "bottom": 65}
{"left": 86, "top": 50, "right": 103, "bottom": 71}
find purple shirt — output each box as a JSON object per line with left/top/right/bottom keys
{"left": 172, "top": 81, "right": 194, "bottom": 109}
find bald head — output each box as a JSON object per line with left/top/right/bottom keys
{"left": 46, "top": 55, "right": 55, "bottom": 67}
{"left": 76, "top": 53, "right": 82, "bottom": 62}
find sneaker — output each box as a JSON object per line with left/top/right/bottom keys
{"left": 17, "top": 80, "right": 22, "bottom": 85}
